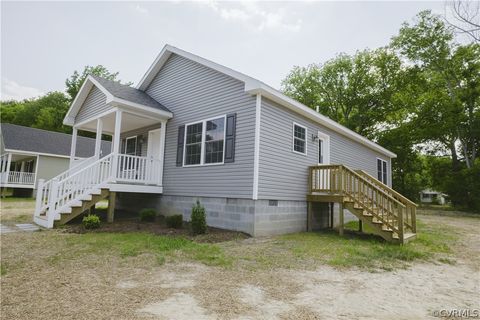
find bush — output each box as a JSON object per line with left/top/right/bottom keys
{"left": 82, "top": 214, "right": 100, "bottom": 229}
{"left": 166, "top": 214, "right": 183, "bottom": 229}
{"left": 139, "top": 208, "right": 157, "bottom": 222}
{"left": 191, "top": 200, "right": 207, "bottom": 235}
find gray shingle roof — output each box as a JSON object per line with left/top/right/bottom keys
{"left": 1, "top": 123, "right": 111, "bottom": 158}
{"left": 90, "top": 75, "right": 171, "bottom": 113}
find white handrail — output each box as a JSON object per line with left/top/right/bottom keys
{"left": 6, "top": 171, "right": 35, "bottom": 185}
{"left": 35, "top": 153, "right": 163, "bottom": 227}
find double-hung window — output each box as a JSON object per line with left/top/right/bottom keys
{"left": 184, "top": 116, "right": 225, "bottom": 166}
{"left": 293, "top": 123, "right": 307, "bottom": 155}
{"left": 377, "top": 158, "right": 388, "bottom": 184}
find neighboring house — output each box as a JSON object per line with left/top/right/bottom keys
{"left": 34, "top": 45, "right": 416, "bottom": 243}
{"left": 0, "top": 123, "right": 110, "bottom": 197}
{"left": 420, "top": 190, "right": 447, "bottom": 205}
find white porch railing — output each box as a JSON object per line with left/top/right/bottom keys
{"left": 0, "top": 171, "right": 36, "bottom": 185}
{"left": 34, "top": 153, "right": 162, "bottom": 227}
{"left": 8, "top": 172, "right": 36, "bottom": 185}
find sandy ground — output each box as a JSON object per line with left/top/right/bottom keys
{"left": 0, "top": 199, "right": 35, "bottom": 223}
{"left": 1, "top": 210, "right": 479, "bottom": 319}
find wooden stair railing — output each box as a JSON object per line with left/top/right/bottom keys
{"left": 355, "top": 169, "right": 417, "bottom": 233}
{"left": 309, "top": 165, "right": 416, "bottom": 243}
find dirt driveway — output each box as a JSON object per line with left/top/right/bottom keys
{"left": 1, "top": 208, "right": 479, "bottom": 319}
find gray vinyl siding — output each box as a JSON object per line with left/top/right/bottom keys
{"left": 145, "top": 54, "right": 256, "bottom": 198}
{"left": 75, "top": 86, "right": 110, "bottom": 123}
{"left": 119, "top": 124, "right": 162, "bottom": 157}
{"left": 258, "top": 98, "right": 393, "bottom": 201}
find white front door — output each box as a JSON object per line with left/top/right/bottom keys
{"left": 147, "top": 129, "right": 162, "bottom": 184}
{"left": 147, "top": 129, "right": 161, "bottom": 159}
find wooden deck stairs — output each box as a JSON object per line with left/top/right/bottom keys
{"left": 307, "top": 165, "right": 417, "bottom": 244}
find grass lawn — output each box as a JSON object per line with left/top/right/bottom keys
{"left": 0, "top": 198, "right": 465, "bottom": 273}
{"left": 222, "top": 216, "right": 459, "bottom": 271}
{"left": 1, "top": 199, "right": 478, "bottom": 320}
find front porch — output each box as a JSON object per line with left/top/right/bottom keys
{"left": 69, "top": 107, "right": 168, "bottom": 193}
{"left": 0, "top": 153, "right": 37, "bottom": 189}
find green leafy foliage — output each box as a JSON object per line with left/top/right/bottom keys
{"left": 191, "top": 200, "right": 207, "bottom": 235}
{"left": 1, "top": 92, "right": 71, "bottom": 133}
{"left": 282, "top": 10, "right": 479, "bottom": 212}
{"left": 65, "top": 65, "right": 132, "bottom": 101}
{"left": 282, "top": 48, "right": 406, "bottom": 139}
{"left": 165, "top": 214, "right": 183, "bottom": 229}
{"left": 1, "top": 65, "right": 130, "bottom": 139}
{"left": 139, "top": 208, "right": 156, "bottom": 222}
{"left": 82, "top": 214, "right": 101, "bottom": 230}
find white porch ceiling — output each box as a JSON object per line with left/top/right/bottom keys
{"left": 77, "top": 112, "right": 161, "bottom": 135}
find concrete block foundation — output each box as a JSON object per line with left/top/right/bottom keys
{"left": 115, "top": 193, "right": 358, "bottom": 236}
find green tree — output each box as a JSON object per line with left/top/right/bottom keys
{"left": 392, "top": 10, "right": 480, "bottom": 169}
{"left": 391, "top": 10, "right": 480, "bottom": 210}
{"left": 1, "top": 92, "right": 71, "bottom": 133}
{"left": 282, "top": 48, "right": 406, "bottom": 138}
{"left": 378, "top": 125, "right": 428, "bottom": 201}
{"left": 65, "top": 65, "right": 131, "bottom": 101}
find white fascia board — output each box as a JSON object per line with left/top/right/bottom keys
{"left": 107, "top": 97, "right": 173, "bottom": 120}
{"left": 246, "top": 83, "right": 397, "bottom": 159}
{"left": 137, "top": 44, "right": 259, "bottom": 91}
{"left": 64, "top": 74, "right": 172, "bottom": 126}
{"left": 4, "top": 149, "right": 71, "bottom": 159}
{"left": 63, "top": 75, "right": 113, "bottom": 126}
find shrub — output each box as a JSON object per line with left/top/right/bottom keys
{"left": 82, "top": 214, "right": 101, "bottom": 229}
{"left": 191, "top": 200, "right": 207, "bottom": 235}
{"left": 166, "top": 214, "right": 183, "bottom": 229}
{"left": 139, "top": 208, "right": 157, "bottom": 222}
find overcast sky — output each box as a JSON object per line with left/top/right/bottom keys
{"left": 1, "top": 1, "right": 447, "bottom": 100}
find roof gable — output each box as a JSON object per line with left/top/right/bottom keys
{"left": 137, "top": 45, "right": 396, "bottom": 158}
{"left": 64, "top": 75, "right": 172, "bottom": 126}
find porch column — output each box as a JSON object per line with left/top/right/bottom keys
{"left": 158, "top": 120, "right": 167, "bottom": 186}
{"left": 6, "top": 153, "right": 12, "bottom": 182}
{"left": 94, "top": 118, "right": 103, "bottom": 158}
{"left": 111, "top": 110, "right": 122, "bottom": 180}
{"left": 70, "top": 127, "right": 78, "bottom": 167}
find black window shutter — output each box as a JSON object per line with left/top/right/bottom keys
{"left": 176, "top": 125, "right": 185, "bottom": 167}
{"left": 224, "top": 113, "right": 236, "bottom": 163}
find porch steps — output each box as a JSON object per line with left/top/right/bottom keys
{"left": 55, "top": 188, "right": 110, "bottom": 226}
{"left": 308, "top": 164, "right": 418, "bottom": 244}
{"left": 36, "top": 188, "right": 110, "bottom": 227}
{"left": 343, "top": 200, "right": 416, "bottom": 244}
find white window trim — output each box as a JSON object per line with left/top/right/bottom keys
{"left": 376, "top": 157, "right": 388, "bottom": 184}
{"left": 317, "top": 131, "right": 330, "bottom": 165}
{"left": 183, "top": 114, "right": 227, "bottom": 167}
{"left": 292, "top": 122, "right": 307, "bottom": 156}
{"left": 124, "top": 136, "right": 137, "bottom": 155}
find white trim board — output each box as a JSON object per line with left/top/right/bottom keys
{"left": 252, "top": 93, "right": 262, "bottom": 200}
{"left": 137, "top": 44, "right": 396, "bottom": 159}
{"left": 64, "top": 75, "right": 173, "bottom": 126}
{"left": 4, "top": 149, "right": 72, "bottom": 159}
{"left": 106, "top": 184, "right": 163, "bottom": 194}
